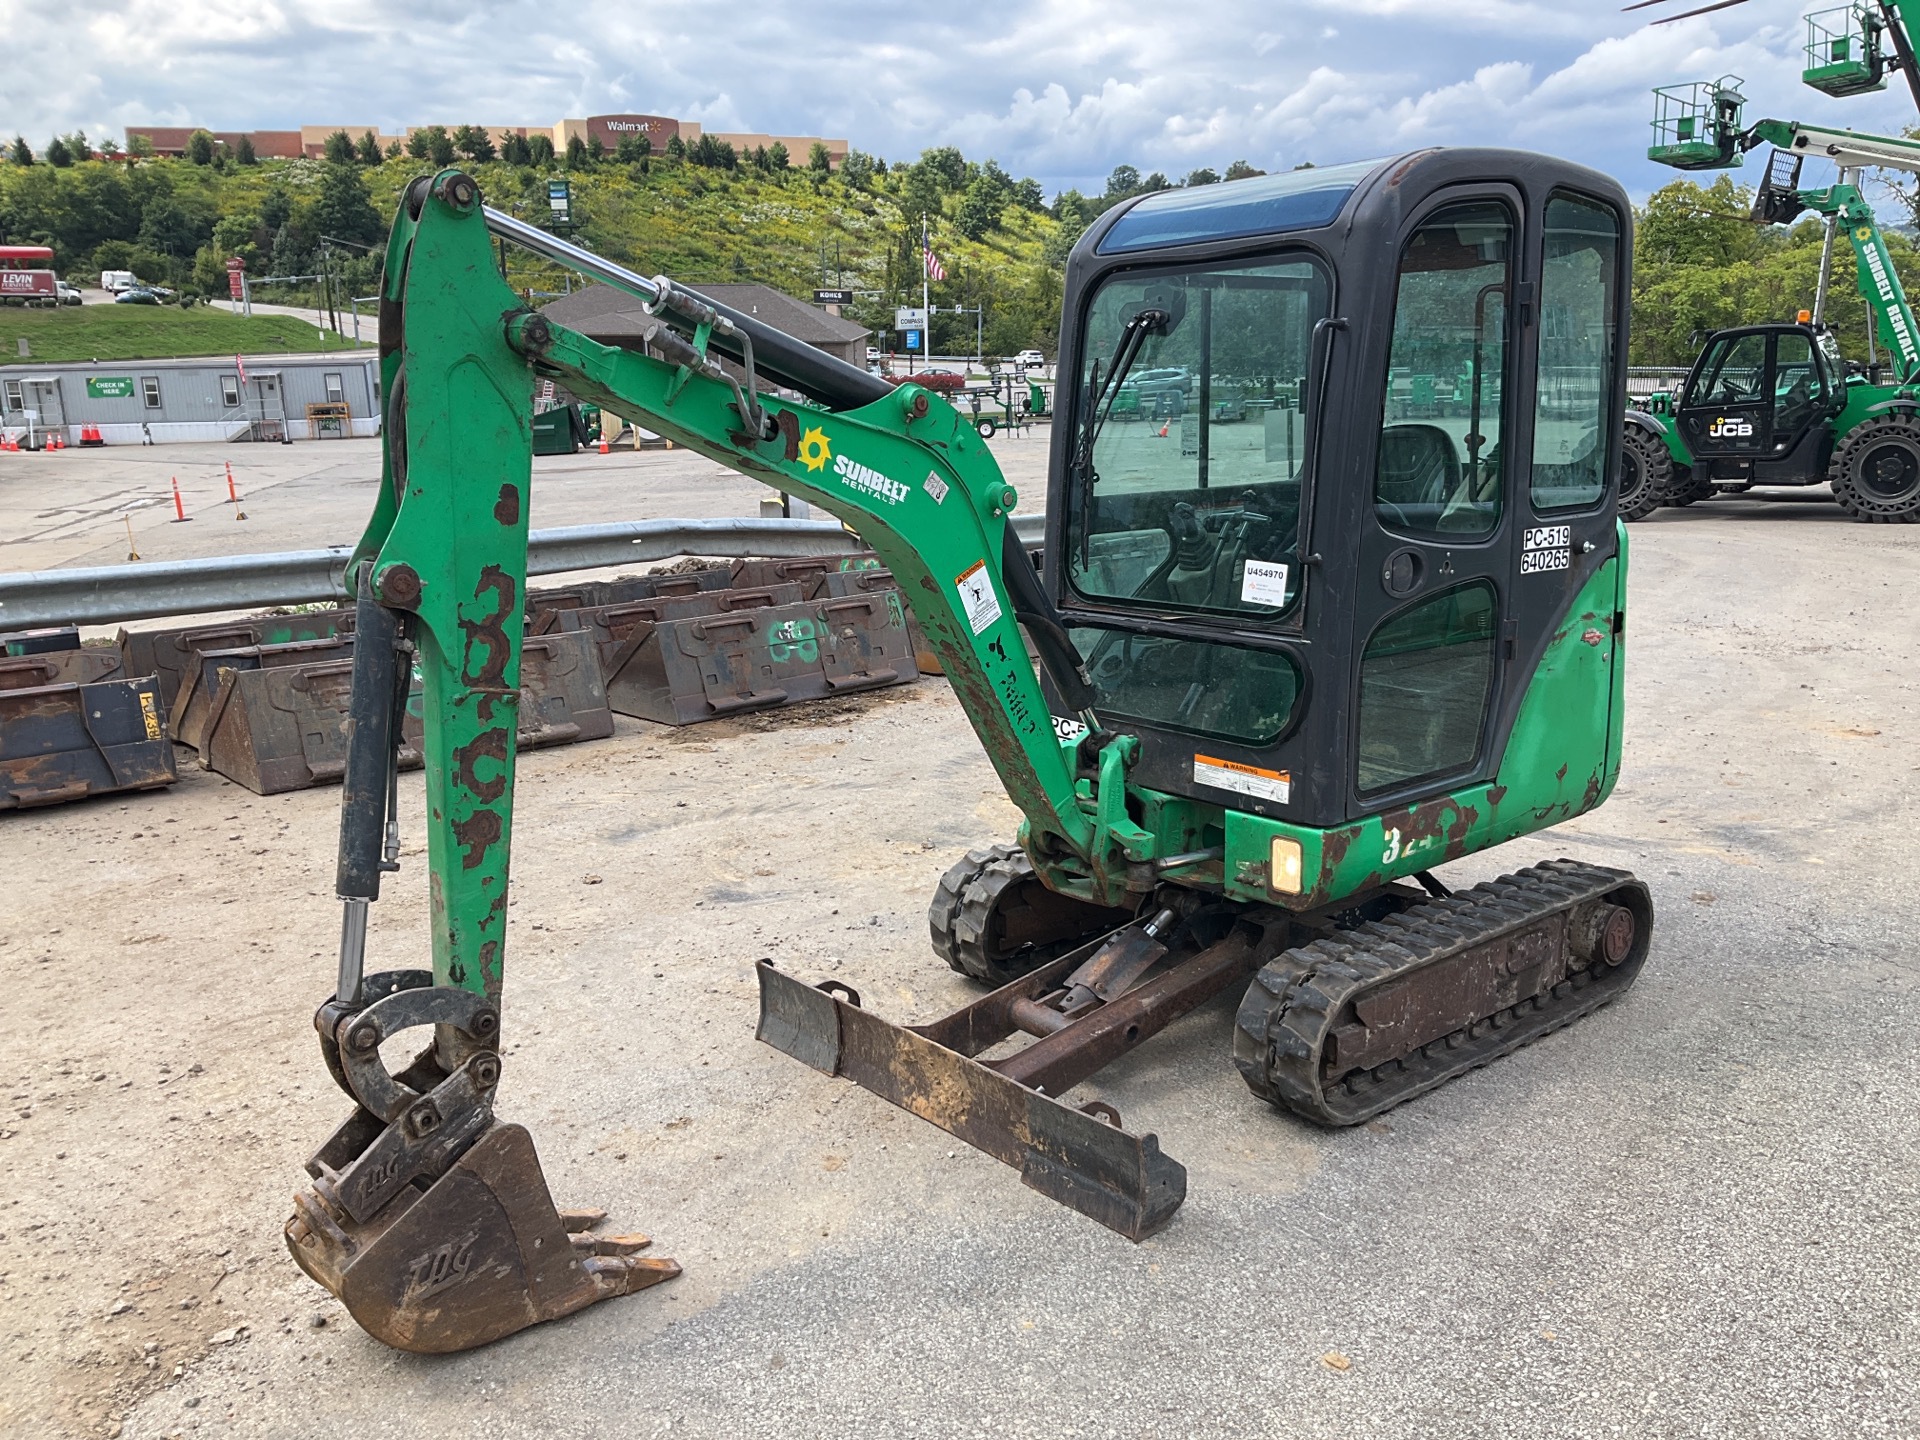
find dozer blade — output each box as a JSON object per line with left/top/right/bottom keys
{"left": 756, "top": 956, "right": 1188, "bottom": 1240}
{"left": 287, "top": 972, "right": 678, "bottom": 1353}
{"left": 286, "top": 1121, "right": 678, "bottom": 1354}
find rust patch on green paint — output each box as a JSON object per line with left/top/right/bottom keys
{"left": 453, "top": 808, "right": 502, "bottom": 870}
{"left": 453, "top": 726, "right": 510, "bottom": 802}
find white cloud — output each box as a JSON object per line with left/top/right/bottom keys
{"left": 5, "top": 0, "right": 1917, "bottom": 200}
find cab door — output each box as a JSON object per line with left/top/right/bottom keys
{"left": 1346, "top": 188, "right": 1628, "bottom": 820}
{"left": 1677, "top": 329, "right": 1772, "bottom": 457}
{"left": 1347, "top": 190, "right": 1522, "bottom": 814}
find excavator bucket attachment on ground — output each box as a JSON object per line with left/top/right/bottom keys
{"left": 172, "top": 637, "right": 357, "bottom": 750}
{"left": 0, "top": 649, "right": 124, "bottom": 687}
{"left": 202, "top": 630, "right": 612, "bottom": 794}
{"left": 596, "top": 594, "right": 917, "bottom": 724}
{"left": 3, "top": 625, "right": 85, "bottom": 656}
{"left": 119, "top": 611, "right": 355, "bottom": 717}
{"left": 287, "top": 973, "right": 677, "bottom": 1353}
{"left": 818, "top": 566, "right": 943, "bottom": 674}
{"left": 555, "top": 583, "right": 804, "bottom": 674}
{"left": 0, "top": 673, "right": 177, "bottom": 809}
{"left": 526, "top": 570, "right": 734, "bottom": 633}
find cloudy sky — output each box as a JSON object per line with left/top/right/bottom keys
{"left": 11, "top": 0, "right": 1920, "bottom": 199}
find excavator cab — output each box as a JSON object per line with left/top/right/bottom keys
{"left": 1047, "top": 151, "right": 1630, "bottom": 831}
{"left": 1672, "top": 323, "right": 1845, "bottom": 486}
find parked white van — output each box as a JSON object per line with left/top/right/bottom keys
{"left": 99, "top": 270, "right": 138, "bottom": 294}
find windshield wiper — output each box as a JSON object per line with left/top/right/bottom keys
{"left": 1072, "top": 306, "right": 1170, "bottom": 568}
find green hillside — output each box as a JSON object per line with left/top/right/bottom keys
{"left": 0, "top": 140, "right": 1085, "bottom": 357}
{"left": 0, "top": 301, "right": 338, "bottom": 363}
{"left": 9, "top": 135, "right": 1920, "bottom": 371}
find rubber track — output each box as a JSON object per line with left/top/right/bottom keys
{"left": 928, "top": 844, "right": 1027, "bottom": 983}
{"left": 1233, "top": 860, "right": 1650, "bottom": 1126}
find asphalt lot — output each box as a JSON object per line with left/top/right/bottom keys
{"left": 0, "top": 451, "right": 1915, "bottom": 1439}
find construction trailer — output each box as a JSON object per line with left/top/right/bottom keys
{"left": 0, "top": 352, "right": 379, "bottom": 445}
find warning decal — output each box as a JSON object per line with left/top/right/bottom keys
{"left": 1193, "top": 754, "right": 1291, "bottom": 805}
{"left": 954, "top": 559, "right": 1003, "bottom": 635}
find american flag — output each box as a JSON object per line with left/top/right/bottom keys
{"left": 923, "top": 243, "right": 945, "bottom": 283}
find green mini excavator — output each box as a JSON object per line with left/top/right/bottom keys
{"left": 287, "top": 152, "right": 1653, "bottom": 1353}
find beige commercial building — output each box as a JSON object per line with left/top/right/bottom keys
{"left": 127, "top": 115, "right": 848, "bottom": 168}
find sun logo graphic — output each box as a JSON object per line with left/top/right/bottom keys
{"left": 798, "top": 426, "right": 831, "bottom": 472}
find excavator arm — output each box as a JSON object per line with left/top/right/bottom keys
{"left": 287, "top": 169, "right": 1155, "bottom": 1351}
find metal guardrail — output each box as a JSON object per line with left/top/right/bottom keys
{"left": 0, "top": 514, "right": 1047, "bottom": 629}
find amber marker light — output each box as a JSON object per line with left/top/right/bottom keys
{"left": 1270, "top": 837, "right": 1304, "bottom": 895}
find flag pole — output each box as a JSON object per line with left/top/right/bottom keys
{"left": 921, "top": 212, "right": 930, "bottom": 369}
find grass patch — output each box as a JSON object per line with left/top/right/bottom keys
{"left": 0, "top": 304, "right": 352, "bottom": 363}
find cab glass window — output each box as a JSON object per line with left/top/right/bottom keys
{"left": 1065, "top": 256, "right": 1332, "bottom": 621}
{"left": 1773, "top": 330, "right": 1822, "bottom": 435}
{"left": 1531, "top": 195, "right": 1621, "bottom": 512}
{"left": 1375, "top": 202, "right": 1511, "bottom": 537}
{"left": 1685, "top": 333, "right": 1766, "bottom": 406}
{"left": 1356, "top": 581, "right": 1497, "bottom": 794}
{"left": 1071, "top": 627, "right": 1302, "bottom": 745}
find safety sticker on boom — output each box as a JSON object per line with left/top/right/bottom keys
{"left": 954, "top": 560, "right": 1003, "bottom": 635}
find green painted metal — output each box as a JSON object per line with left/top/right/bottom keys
{"left": 1804, "top": 4, "right": 1890, "bottom": 94}
{"left": 353, "top": 176, "right": 533, "bottom": 1000}
{"left": 1648, "top": 77, "right": 1746, "bottom": 169}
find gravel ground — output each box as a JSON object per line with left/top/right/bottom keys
{"left": 0, "top": 474, "right": 1914, "bottom": 1439}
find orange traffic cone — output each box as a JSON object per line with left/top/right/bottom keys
{"left": 598, "top": 434, "right": 609, "bottom": 455}
{"left": 1157, "top": 421, "right": 1169, "bottom": 438}
{"left": 170, "top": 475, "right": 191, "bottom": 523}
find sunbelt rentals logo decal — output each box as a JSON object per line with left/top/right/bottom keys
{"left": 797, "top": 426, "right": 908, "bottom": 505}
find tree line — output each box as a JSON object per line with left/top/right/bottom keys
{"left": 6, "top": 129, "right": 1902, "bottom": 369}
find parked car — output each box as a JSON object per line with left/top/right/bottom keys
{"left": 99, "top": 269, "right": 138, "bottom": 293}
{"left": 115, "top": 287, "right": 162, "bottom": 305}
{"left": 913, "top": 369, "right": 968, "bottom": 394}
{"left": 54, "top": 280, "right": 82, "bottom": 305}
{"left": 1016, "top": 348, "right": 1046, "bottom": 368}
{"left": 867, "top": 345, "right": 881, "bottom": 361}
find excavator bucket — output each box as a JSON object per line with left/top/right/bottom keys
{"left": 202, "top": 630, "right": 612, "bottom": 794}
{"left": 172, "top": 637, "right": 357, "bottom": 750}
{"left": 118, "top": 610, "right": 355, "bottom": 717}
{"left": 2, "top": 625, "right": 85, "bottom": 656}
{"left": 818, "top": 566, "right": 942, "bottom": 673}
{"left": 593, "top": 593, "right": 917, "bottom": 724}
{"left": 0, "top": 649, "right": 124, "bottom": 687}
{"left": 555, "top": 583, "right": 804, "bottom": 675}
{"left": 286, "top": 974, "right": 677, "bottom": 1353}
{"left": 0, "top": 672, "right": 177, "bottom": 809}
{"left": 526, "top": 570, "right": 735, "bottom": 633}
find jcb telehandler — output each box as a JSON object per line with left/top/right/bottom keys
{"left": 1622, "top": 84, "right": 1920, "bottom": 524}
{"left": 287, "top": 151, "right": 1652, "bottom": 1353}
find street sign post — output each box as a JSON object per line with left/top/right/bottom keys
{"left": 547, "top": 179, "right": 573, "bottom": 230}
